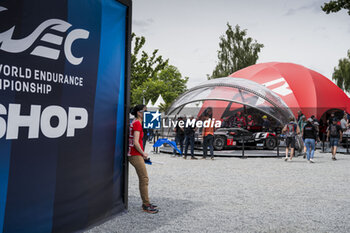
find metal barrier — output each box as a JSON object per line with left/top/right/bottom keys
{"left": 238, "top": 135, "right": 284, "bottom": 158}
{"left": 158, "top": 133, "right": 288, "bottom": 158}
{"left": 240, "top": 138, "right": 245, "bottom": 158}
{"left": 240, "top": 136, "right": 253, "bottom": 159}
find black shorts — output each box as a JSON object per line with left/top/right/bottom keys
{"left": 286, "top": 137, "right": 296, "bottom": 148}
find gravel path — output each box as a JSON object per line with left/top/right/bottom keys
{"left": 87, "top": 148, "right": 350, "bottom": 233}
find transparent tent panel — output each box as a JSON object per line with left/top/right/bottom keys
{"left": 162, "top": 77, "right": 296, "bottom": 141}
{"left": 167, "top": 77, "right": 293, "bottom": 125}
{"left": 201, "top": 77, "right": 290, "bottom": 109}
{"left": 203, "top": 77, "right": 270, "bottom": 99}
{"left": 169, "top": 87, "right": 214, "bottom": 111}
{"left": 168, "top": 91, "right": 287, "bottom": 123}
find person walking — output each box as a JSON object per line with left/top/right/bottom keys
{"left": 282, "top": 117, "right": 300, "bottom": 161}
{"left": 184, "top": 116, "right": 198, "bottom": 160}
{"left": 202, "top": 113, "right": 215, "bottom": 160}
{"left": 327, "top": 118, "right": 343, "bottom": 160}
{"left": 128, "top": 105, "right": 158, "bottom": 214}
{"left": 173, "top": 116, "right": 185, "bottom": 156}
{"left": 298, "top": 115, "right": 307, "bottom": 158}
{"left": 303, "top": 118, "right": 318, "bottom": 163}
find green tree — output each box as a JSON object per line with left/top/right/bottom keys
{"left": 131, "top": 33, "right": 168, "bottom": 105}
{"left": 321, "top": 2, "right": 350, "bottom": 91}
{"left": 157, "top": 65, "right": 188, "bottom": 112}
{"left": 131, "top": 33, "right": 188, "bottom": 110}
{"left": 208, "top": 23, "right": 264, "bottom": 80}
{"left": 332, "top": 50, "right": 350, "bottom": 92}
{"left": 131, "top": 65, "right": 188, "bottom": 112}
{"left": 322, "top": 0, "right": 350, "bottom": 15}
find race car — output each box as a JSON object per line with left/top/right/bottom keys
{"left": 212, "top": 127, "right": 278, "bottom": 150}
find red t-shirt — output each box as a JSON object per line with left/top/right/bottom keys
{"left": 128, "top": 119, "right": 144, "bottom": 156}
{"left": 235, "top": 116, "right": 246, "bottom": 126}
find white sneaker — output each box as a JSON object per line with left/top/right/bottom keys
{"left": 284, "top": 157, "right": 288, "bottom": 161}
{"left": 288, "top": 158, "right": 292, "bottom": 161}
{"left": 310, "top": 159, "right": 315, "bottom": 163}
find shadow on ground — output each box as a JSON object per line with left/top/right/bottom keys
{"left": 87, "top": 195, "right": 202, "bottom": 233}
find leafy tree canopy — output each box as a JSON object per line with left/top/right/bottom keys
{"left": 332, "top": 50, "right": 350, "bottom": 92}
{"left": 322, "top": 0, "right": 350, "bottom": 15}
{"left": 208, "top": 23, "right": 264, "bottom": 79}
{"left": 131, "top": 33, "right": 168, "bottom": 93}
{"left": 131, "top": 33, "right": 188, "bottom": 111}
{"left": 321, "top": 2, "right": 350, "bottom": 91}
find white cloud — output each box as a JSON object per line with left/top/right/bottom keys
{"left": 132, "top": 18, "right": 154, "bottom": 33}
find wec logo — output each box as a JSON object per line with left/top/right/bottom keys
{"left": 0, "top": 6, "right": 90, "bottom": 65}
{"left": 263, "top": 77, "right": 293, "bottom": 97}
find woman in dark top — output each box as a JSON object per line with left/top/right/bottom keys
{"left": 302, "top": 118, "right": 318, "bottom": 163}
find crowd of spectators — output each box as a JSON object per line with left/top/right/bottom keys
{"left": 170, "top": 108, "right": 350, "bottom": 162}
{"left": 284, "top": 110, "right": 349, "bottom": 162}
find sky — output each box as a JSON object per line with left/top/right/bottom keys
{"left": 132, "top": 0, "right": 350, "bottom": 89}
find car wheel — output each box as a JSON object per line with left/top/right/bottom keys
{"left": 213, "top": 136, "right": 226, "bottom": 151}
{"left": 265, "top": 137, "right": 277, "bottom": 150}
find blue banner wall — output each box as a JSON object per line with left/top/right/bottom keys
{"left": 0, "top": 0, "right": 130, "bottom": 232}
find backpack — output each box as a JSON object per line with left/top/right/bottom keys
{"left": 330, "top": 124, "right": 339, "bottom": 137}
{"left": 286, "top": 122, "right": 297, "bottom": 137}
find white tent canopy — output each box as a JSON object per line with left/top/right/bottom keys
{"left": 146, "top": 99, "right": 154, "bottom": 108}
{"left": 147, "top": 95, "right": 165, "bottom": 110}
{"left": 154, "top": 95, "right": 165, "bottom": 107}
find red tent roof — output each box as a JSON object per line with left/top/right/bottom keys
{"left": 230, "top": 62, "right": 350, "bottom": 119}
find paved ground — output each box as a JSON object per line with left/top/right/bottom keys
{"left": 87, "top": 147, "right": 350, "bottom": 233}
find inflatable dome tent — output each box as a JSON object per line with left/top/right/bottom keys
{"left": 163, "top": 77, "right": 295, "bottom": 138}
{"left": 230, "top": 62, "right": 350, "bottom": 121}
